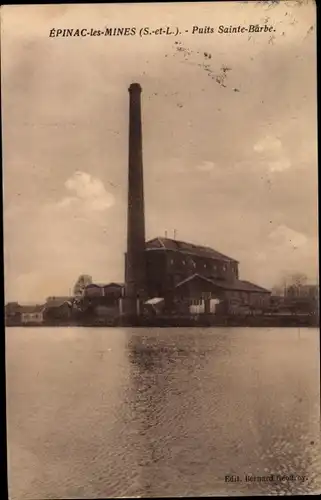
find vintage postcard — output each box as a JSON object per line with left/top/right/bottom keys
{"left": 2, "top": 1, "right": 320, "bottom": 498}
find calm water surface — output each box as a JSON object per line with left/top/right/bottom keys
{"left": 6, "top": 327, "right": 321, "bottom": 498}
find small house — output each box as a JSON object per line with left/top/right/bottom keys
{"left": 20, "top": 305, "right": 44, "bottom": 325}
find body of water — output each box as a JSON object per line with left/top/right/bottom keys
{"left": 6, "top": 327, "right": 321, "bottom": 498}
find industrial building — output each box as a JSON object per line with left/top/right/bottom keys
{"left": 82, "top": 233, "right": 270, "bottom": 319}
{"left": 144, "top": 237, "right": 271, "bottom": 314}
{"left": 122, "top": 82, "right": 271, "bottom": 320}
{"left": 6, "top": 83, "right": 319, "bottom": 327}
{"left": 78, "top": 82, "right": 271, "bottom": 323}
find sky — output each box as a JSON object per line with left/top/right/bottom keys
{"left": 1, "top": 1, "right": 318, "bottom": 303}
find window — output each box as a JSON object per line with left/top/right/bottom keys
{"left": 182, "top": 259, "right": 186, "bottom": 265}
{"left": 170, "top": 259, "right": 174, "bottom": 265}
{"left": 192, "top": 260, "right": 196, "bottom": 268}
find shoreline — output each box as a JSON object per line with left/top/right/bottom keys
{"left": 5, "top": 313, "right": 319, "bottom": 329}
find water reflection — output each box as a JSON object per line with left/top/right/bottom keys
{"left": 126, "top": 330, "right": 241, "bottom": 497}
{"left": 241, "top": 331, "right": 321, "bottom": 495}
{"left": 6, "top": 327, "right": 321, "bottom": 498}
{"left": 127, "top": 334, "right": 189, "bottom": 497}
{"left": 126, "top": 329, "right": 321, "bottom": 497}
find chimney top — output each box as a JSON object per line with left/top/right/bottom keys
{"left": 129, "top": 82, "right": 142, "bottom": 93}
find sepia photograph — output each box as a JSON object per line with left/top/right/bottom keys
{"left": 2, "top": 0, "right": 320, "bottom": 498}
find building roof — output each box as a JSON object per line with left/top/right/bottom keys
{"left": 45, "top": 297, "right": 73, "bottom": 308}
{"left": 46, "top": 296, "right": 73, "bottom": 302}
{"left": 175, "top": 274, "right": 215, "bottom": 289}
{"left": 85, "top": 283, "right": 123, "bottom": 289}
{"left": 211, "top": 278, "right": 271, "bottom": 293}
{"left": 20, "top": 304, "right": 45, "bottom": 313}
{"left": 175, "top": 274, "right": 270, "bottom": 294}
{"left": 146, "top": 237, "right": 238, "bottom": 262}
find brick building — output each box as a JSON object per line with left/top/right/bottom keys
{"left": 143, "top": 237, "right": 271, "bottom": 315}
{"left": 80, "top": 283, "right": 123, "bottom": 321}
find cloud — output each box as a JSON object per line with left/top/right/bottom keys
{"left": 57, "top": 196, "right": 75, "bottom": 208}
{"left": 268, "top": 158, "right": 291, "bottom": 172}
{"left": 253, "top": 135, "right": 291, "bottom": 173}
{"left": 254, "top": 135, "right": 282, "bottom": 153}
{"left": 2, "top": 1, "right": 317, "bottom": 302}
{"left": 4, "top": 171, "right": 120, "bottom": 302}
{"left": 243, "top": 225, "right": 318, "bottom": 288}
{"left": 59, "top": 171, "right": 115, "bottom": 212}
{"left": 197, "top": 161, "right": 215, "bottom": 172}
{"left": 269, "top": 224, "right": 308, "bottom": 250}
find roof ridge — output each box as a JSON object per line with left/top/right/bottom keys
{"left": 210, "top": 278, "right": 270, "bottom": 293}
{"left": 147, "top": 236, "right": 238, "bottom": 262}
{"left": 175, "top": 273, "right": 216, "bottom": 288}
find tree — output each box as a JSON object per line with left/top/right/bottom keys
{"left": 73, "top": 275, "right": 93, "bottom": 296}
{"left": 272, "top": 272, "right": 308, "bottom": 298}
{"left": 290, "top": 272, "right": 308, "bottom": 288}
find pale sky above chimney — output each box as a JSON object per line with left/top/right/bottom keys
{"left": 1, "top": 1, "right": 318, "bottom": 303}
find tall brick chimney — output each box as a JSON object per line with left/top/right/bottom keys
{"left": 124, "top": 83, "right": 146, "bottom": 316}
